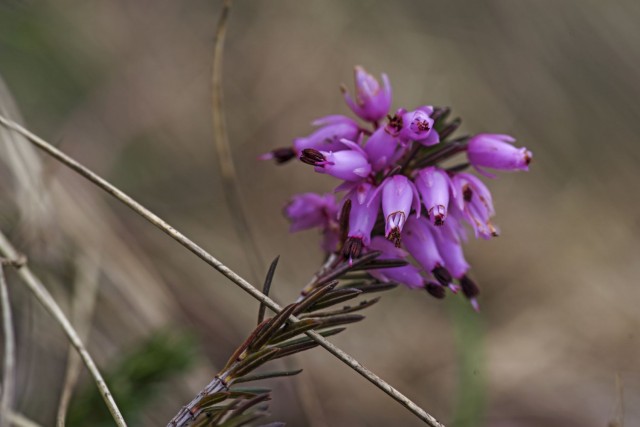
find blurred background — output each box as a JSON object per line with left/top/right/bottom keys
{"left": 1, "top": 1, "right": 639, "bottom": 426}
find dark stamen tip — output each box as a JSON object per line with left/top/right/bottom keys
{"left": 342, "top": 237, "right": 363, "bottom": 262}
{"left": 463, "top": 185, "right": 473, "bottom": 202}
{"left": 426, "top": 282, "right": 446, "bottom": 299}
{"left": 387, "top": 228, "right": 402, "bottom": 248}
{"left": 460, "top": 275, "right": 480, "bottom": 299}
{"left": 432, "top": 266, "right": 452, "bottom": 287}
{"left": 270, "top": 147, "right": 296, "bottom": 164}
{"left": 300, "top": 148, "right": 325, "bottom": 166}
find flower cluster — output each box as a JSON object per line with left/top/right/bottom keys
{"left": 263, "top": 66, "right": 532, "bottom": 310}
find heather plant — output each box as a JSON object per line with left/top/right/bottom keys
{"left": 163, "top": 66, "right": 533, "bottom": 425}
{"left": 264, "top": 66, "right": 532, "bottom": 311}
{"left": 0, "top": 4, "right": 534, "bottom": 427}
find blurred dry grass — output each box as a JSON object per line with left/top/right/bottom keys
{"left": 1, "top": 1, "right": 640, "bottom": 426}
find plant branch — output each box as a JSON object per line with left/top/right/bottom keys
{"left": 210, "top": 0, "right": 264, "bottom": 284}
{"left": 0, "top": 263, "right": 16, "bottom": 427}
{"left": 0, "top": 115, "right": 444, "bottom": 426}
{"left": 56, "top": 252, "right": 101, "bottom": 427}
{"left": 0, "top": 230, "right": 127, "bottom": 427}
{"left": 6, "top": 410, "right": 42, "bottom": 427}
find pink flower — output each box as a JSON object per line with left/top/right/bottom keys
{"left": 342, "top": 66, "right": 392, "bottom": 122}
{"left": 432, "top": 219, "right": 470, "bottom": 280}
{"left": 367, "top": 237, "right": 424, "bottom": 289}
{"left": 300, "top": 140, "right": 371, "bottom": 182}
{"left": 284, "top": 193, "right": 337, "bottom": 232}
{"left": 415, "top": 167, "right": 453, "bottom": 226}
{"left": 452, "top": 173, "right": 497, "bottom": 239}
{"left": 399, "top": 109, "right": 437, "bottom": 145}
{"left": 342, "top": 183, "right": 381, "bottom": 263}
{"left": 375, "top": 175, "right": 420, "bottom": 246}
{"left": 467, "top": 133, "right": 532, "bottom": 175}
{"left": 293, "top": 115, "right": 361, "bottom": 153}
{"left": 364, "top": 127, "right": 401, "bottom": 172}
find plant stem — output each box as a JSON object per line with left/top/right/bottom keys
{"left": 210, "top": 0, "right": 264, "bottom": 285}
{"left": 0, "top": 231, "right": 127, "bottom": 427}
{"left": 0, "top": 263, "right": 15, "bottom": 427}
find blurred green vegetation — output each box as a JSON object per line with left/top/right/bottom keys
{"left": 0, "top": 4, "right": 104, "bottom": 126}
{"left": 448, "top": 298, "right": 486, "bottom": 427}
{"left": 68, "top": 331, "right": 197, "bottom": 427}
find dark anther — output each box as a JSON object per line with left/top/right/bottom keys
{"left": 339, "top": 199, "right": 352, "bottom": 245}
{"left": 460, "top": 275, "right": 480, "bottom": 299}
{"left": 342, "top": 237, "right": 363, "bottom": 261}
{"left": 270, "top": 147, "right": 297, "bottom": 164}
{"left": 425, "top": 282, "right": 446, "bottom": 299}
{"left": 300, "top": 148, "right": 325, "bottom": 166}
{"left": 386, "top": 114, "right": 403, "bottom": 133}
{"left": 387, "top": 228, "right": 402, "bottom": 248}
{"left": 416, "top": 119, "right": 431, "bottom": 132}
{"left": 432, "top": 211, "right": 444, "bottom": 226}
{"left": 432, "top": 266, "right": 452, "bottom": 287}
{"left": 463, "top": 185, "right": 473, "bottom": 202}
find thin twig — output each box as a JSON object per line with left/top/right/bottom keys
{"left": 0, "top": 263, "right": 15, "bottom": 427}
{"left": 209, "top": 5, "right": 325, "bottom": 424}
{"left": 210, "top": 0, "right": 264, "bottom": 284}
{"left": 56, "top": 252, "right": 102, "bottom": 427}
{"left": 0, "top": 230, "right": 127, "bottom": 427}
{"left": 0, "top": 115, "right": 444, "bottom": 426}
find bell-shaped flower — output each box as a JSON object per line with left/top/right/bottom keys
{"left": 452, "top": 172, "right": 497, "bottom": 239}
{"left": 284, "top": 192, "right": 337, "bottom": 232}
{"left": 260, "top": 116, "right": 360, "bottom": 164}
{"left": 433, "top": 220, "right": 471, "bottom": 280}
{"left": 364, "top": 127, "right": 401, "bottom": 172}
{"left": 341, "top": 183, "right": 381, "bottom": 262}
{"left": 402, "top": 216, "right": 444, "bottom": 272}
{"left": 399, "top": 109, "right": 437, "bottom": 145}
{"left": 373, "top": 175, "right": 420, "bottom": 246}
{"left": 402, "top": 217, "right": 457, "bottom": 291}
{"left": 467, "top": 133, "right": 532, "bottom": 175}
{"left": 367, "top": 237, "right": 424, "bottom": 289}
{"left": 300, "top": 139, "right": 371, "bottom": 182}
{"left": 293, "top": 115, "right": 361, "bottom": 154}
{"left": 415, "top": 167, "right": 454, "bottom": 226}
{"left": 341, "top": 66, "right": 392, "bottom": 122}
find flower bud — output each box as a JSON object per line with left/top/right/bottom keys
{"left": 467, "top": 133, "right": 532, "bottom": 174}
{"left": 342, "top": 66, "right": 392, "bottom": 122}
